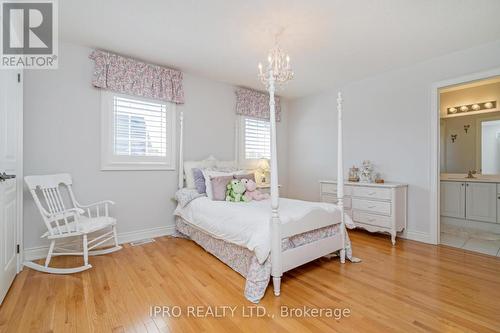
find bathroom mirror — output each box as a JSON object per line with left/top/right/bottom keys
{"left": 440, "top": 77, "right": 500, "bottom": 175}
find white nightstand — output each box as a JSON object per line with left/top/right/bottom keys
{"left": 257, "top": 184, "right": 282, "bottom": 195}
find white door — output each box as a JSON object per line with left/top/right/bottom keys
{"left": 440, "top": 181, "right": 465, "bottom": 219}
{"left": 497, "top": 184, "right": 500, "bottom": 224}
{"left": 0, "top": 69, "right": 22, "bottom": 304}
{"left": 465, "top": 182, "right": 497, "bottom": 223}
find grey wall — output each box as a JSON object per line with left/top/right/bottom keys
{"left": 287, "top": 40, "right": 500, "bottom": 240}
{"left": 23, "top": 43, "right": 288, "bottom": 249}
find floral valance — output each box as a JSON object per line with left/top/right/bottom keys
{"left": 89, "top": 50, "right": 185, "bottom": 104}
{"left": 235, "top": 87, "right": 281, "bottom": 122}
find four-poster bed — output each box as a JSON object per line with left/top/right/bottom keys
{"left": 174, "top": 87, "right": 352, "bottom": 301}
{"left": 174, "top": 44, "right": 354, "bottom": 302}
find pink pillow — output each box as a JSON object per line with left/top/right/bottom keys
{"left": 234, "top": 173, "right": 255, "bottom": 182}
{"left": 211, "top": 175, "right": 234, "bottom": 201}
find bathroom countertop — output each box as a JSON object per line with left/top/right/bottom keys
{"left": 441, "top": 173, "right": 500, "bottom": 183}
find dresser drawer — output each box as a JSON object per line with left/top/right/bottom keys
{"left": 320, "top": 183, "right": 353, "bottom": 195}
{"left": 352, "top": 198, "right": 391, "bottom": 215}
{"left": 352, "top": 187, "right": 391, "bottom": 200}
{"left": 353, "top": 211, "right": 392, "bottom": 228}
{"left": 320, "top": 194, "right": 352, "bottom": 209}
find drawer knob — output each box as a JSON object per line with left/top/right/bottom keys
{"left": 368, "top": 205, "right": 376, "bottom": 208}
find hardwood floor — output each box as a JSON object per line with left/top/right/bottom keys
{"left": 1, "top": 230, "right": 499, "bottom": 333}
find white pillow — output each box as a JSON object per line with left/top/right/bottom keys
{"left": 184, "top": 159, "right": 216, "bottom": 188}
{"left": 215, "top": 160, "right": 237, "bottom": 171}
{"left": 202, "top": 170, "right": 235, "bottom": 200}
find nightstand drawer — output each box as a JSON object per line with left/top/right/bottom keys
{"left": 321, "top": 183, "right": 336, "bottom": 194}
{"left": 352, "top": 198, "right": 391, "bottom": 215}
{"left": 320, "top": 194, "right": 351, "bottom": 209}
{"left": 352, "top": 187, "right": 391, "bottom": 200}
{"left": 353, "top": 211, "right": 391, "bottom": 228}
{"left": 257, "top": 184, "right": 281, "bottom": 195}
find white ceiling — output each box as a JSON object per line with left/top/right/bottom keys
{"left": 60, "top": 0, "right": 500, "bottom": 98}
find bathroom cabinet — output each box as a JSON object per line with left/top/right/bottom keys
{"left": 441, "top": 181, "right": 497, "bottom": 224}
{"left": 465, "top": 182, "right": 497, "bottom": 223}
{"left": 440, "top": 181, "right": 465, "bottom": 219}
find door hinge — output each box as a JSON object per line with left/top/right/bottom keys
{"left": 17, "top": 73, "right": 21, "bottom": 83}
{"left": 16, "top": 244, "right": 20, "bottom": 254}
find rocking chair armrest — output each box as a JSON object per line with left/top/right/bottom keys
{"left": 48, "top": 208, "right": 84, "bottom": 219}
{"left": 77, "top": 200, "right": 115, "bottom": 209}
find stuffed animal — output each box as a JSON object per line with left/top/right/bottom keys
{"left": 241, "top": 179, "right": 270, "bottom": 201}
{"left": 225, "top": 179, "right": 248, "bottom": 202}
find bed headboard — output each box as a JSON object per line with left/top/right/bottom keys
{"left": 177, "top": 153, "right": 239, "bottom": 189}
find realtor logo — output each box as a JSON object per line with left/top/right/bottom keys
{"left": 1, "top": 0, "right": 58, "bottom": 69}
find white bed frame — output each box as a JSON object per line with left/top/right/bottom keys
{"left": 177, "top": 75, "right": 346, "bottom": 297}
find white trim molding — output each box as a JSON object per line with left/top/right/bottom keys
{"left": 429, "top": 66, "right": 500, "bottom": 245}
{"left": 401, "top": 230, "right": 433, "bottom": 244}
{"left": 23, "top": 225, "right": 176, "bottom": 261}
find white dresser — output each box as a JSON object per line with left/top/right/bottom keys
{"left": 319, "top": 180, "right": 408, "bottom": 245}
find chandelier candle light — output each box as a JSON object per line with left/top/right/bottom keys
{"left": 258, "top": 44, "right": 294, "bottom": 86}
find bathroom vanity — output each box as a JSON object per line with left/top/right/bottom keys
{"left": 440, "top": 174, "right": 500, "bottom": 230}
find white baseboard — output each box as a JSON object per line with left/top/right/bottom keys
{"left": 401, "top": 230, "right": 433, "bottom": 244}
{"left": 23, "top": 225, "right": 176, "bottom": 261}
{"left": 117, "top": 225, "right": 175, "bottom": 244}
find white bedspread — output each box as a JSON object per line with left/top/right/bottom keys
{"left": 174, "top": 197, "right": 352, "bottom": 264}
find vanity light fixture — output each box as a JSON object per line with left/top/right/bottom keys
{"left": 447, "top": 100, "right": 497, "bottom": 115}
{"left": 464, "top": 124, "right": 470, "bottom": 133}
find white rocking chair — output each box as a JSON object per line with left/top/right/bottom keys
{"left": 24, "top": 173, "right": 122, "bottom": 274}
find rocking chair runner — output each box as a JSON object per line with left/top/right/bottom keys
{"left": 24, "top": 174, "right": 122, "bottom": 274}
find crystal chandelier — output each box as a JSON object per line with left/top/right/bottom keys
{"left": 258, "top": 40, "right": 294, "bottom": 87}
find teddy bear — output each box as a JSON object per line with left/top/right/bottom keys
{"left": 225, "top": 179, "right": 248, "bottom": 202}
{"left": 240, "top": 179, "right": 270, "bottom": 201}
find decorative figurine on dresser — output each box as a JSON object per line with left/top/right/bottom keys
{"left": 359, "top": 160, "right": 374, "bottom": 183}
{"left": 319, "top": 163, "right": 408, "bottom": 245}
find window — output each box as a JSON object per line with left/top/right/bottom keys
{"left": 239, "top": 116, "right": 271, "bottom": 162}
{"left": 101, "top": 91, "right": 176, "bottom": 170}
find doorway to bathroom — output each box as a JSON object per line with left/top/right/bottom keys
{"left": 438, "top": 75, "right": 500, "bottom": 256}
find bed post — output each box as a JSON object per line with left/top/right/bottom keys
{"left": 178, "top": 110, "right": 184, "bottom": 189}
{"left": 337, "top": 92, "right": 346, "bottom": 264}
{"left": 268, "top": 71, "right": 282, "bottom": 296}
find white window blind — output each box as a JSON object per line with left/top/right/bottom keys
{"left": 101, "top": 91, "right": 176, "bottom": 171}
{"left": 113, "top": 96, "right": 167, "bottom": 157}
{"left": 244, "top": 117, "right": 271, "bottom": 159}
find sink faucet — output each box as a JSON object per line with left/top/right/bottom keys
{"left": 466, "top": 170, "right": 477, "bottom": 179}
